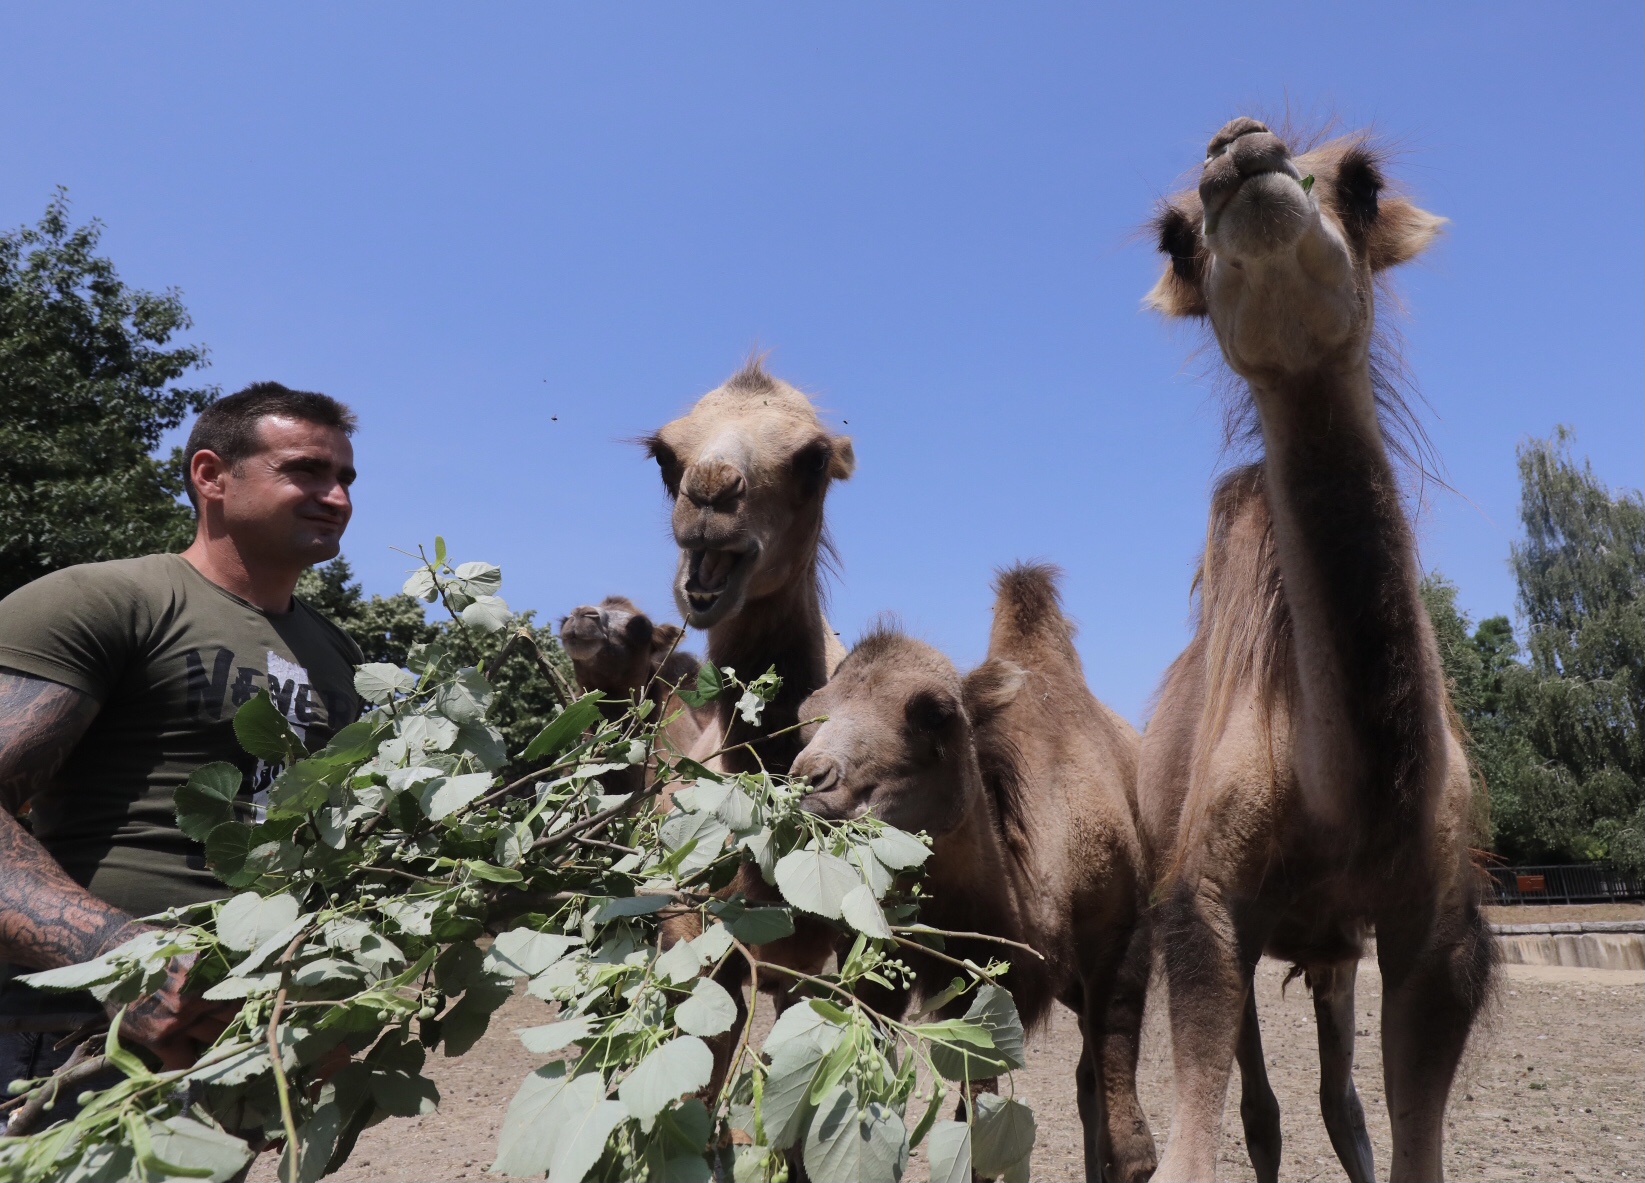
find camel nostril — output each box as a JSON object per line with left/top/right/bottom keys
{"left": 1205, "top": 116, "right": 1270, "bottom": 160}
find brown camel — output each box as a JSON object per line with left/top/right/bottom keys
{"left": 558, "top": 596, "right": 712, "bottom": 793}
{"left": 645, "top": 360, "right": 856, "bottom": 1076}
{"left": 643, "top": 359, "right": 853, "bottom": 775}
{"left": 1138, "top": 117, "right": 1496, "bottom": 1182}
{"left": 791, "top": 565, "right": 1157, "bottom": 1182}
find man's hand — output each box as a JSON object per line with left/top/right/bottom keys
{"left": 101, "top": 930, "right": 237, "bottom": 1071}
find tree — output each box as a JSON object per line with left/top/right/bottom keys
{"left": 0, "top": 191, "right": 216, "bottom": 598}
{"left": 1497, "top": 429, "right": 1644, "bottom": 870}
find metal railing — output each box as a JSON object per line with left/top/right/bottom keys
{"left": 1485, "top": 863, "right": 1645, "bottom": 905}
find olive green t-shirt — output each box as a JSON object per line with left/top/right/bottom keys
{"left": 0, "top": 554, "right": 362, "bottom": 920}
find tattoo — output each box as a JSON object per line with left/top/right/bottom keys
{"left": 0, "top": 671, "right": 135, "bottom": 971}
{"left": 0, "top": 671, "right": 97, "bottom": 814}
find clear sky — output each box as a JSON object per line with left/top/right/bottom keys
{"left": 3, "top": 4, "right": 1640, "bottom": 724}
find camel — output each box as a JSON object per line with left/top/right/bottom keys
{"left": 645, "top": 359, "right": 856, "bottom": 1067}
{"left": 791, "top": 565, "right": 1157, "bottom": 1182}
{"left": 558, "top": 595, "right": 713, "bottom": 793}
{"left": 1138, "top": 117, "right": 1496, "bottom": 1182}
{"left": 643, "top": 358, "right": 852, "bottom": 778}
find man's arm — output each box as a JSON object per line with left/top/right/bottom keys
{"left": 0, "top": 670, "right": 230, "bottom": 1069}
{"left": 0, "top": 671, "right": 140, "bottom": 970}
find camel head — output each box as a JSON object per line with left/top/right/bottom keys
{"left": 644, "top": 361, "right": 854, "bottom": 630}
{"left": 558, "top": 595, "right": 684, "bottom": 697}
{"left": 789, "top": 628, "right": 1022, "bottom": 836}
{"left": 1146, "top": 118, "right": 1445, "bottom": 383}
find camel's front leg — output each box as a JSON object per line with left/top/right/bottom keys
{"left": 1093, "top": 917, "right": 1158, "bottom": 1183}
{"left": 1153, "top": 882, "right": 1251, "bottom": 1183}
{"left": 1378, "top": 901, "right": 1496, "bottom": 1183}
{"left": 1233, "top": 983, "right": 1280, "bottom": 1183}
{"left": 1310, "top": 959, "right": 1375, "bottom": 1183}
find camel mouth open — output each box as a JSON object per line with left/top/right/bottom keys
{"left": 676, "top": 545, "right": 756, "bottom": 627}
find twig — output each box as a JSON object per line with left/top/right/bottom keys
{"left": 700, "top": 715, "right": 824, "bottom": 769}
{"left": 523, "top": 634, "right": 580, "bottom": 709}
{"left": 716, "top": 940, "right": 762, "bottom": 1114}
{"left": 267, "top": 928, "right": 309, "bottom": 1183}
{"left": 891, "top": 925, "right": 1047, "bottom": 960}
{"left": 886, "top": 934, "right": 1003, "bottom": 986}
{"left": 481, "top": 627, "right": 528, "bottom": 684}
{"left": 570, "top": 835, "right": 642, "bottom": 857}
{"left": 3, "top": 1042, "right": 103, "bottom": 1136}
{"left": 530, "top": 784, "right": 662, "bottom": 853}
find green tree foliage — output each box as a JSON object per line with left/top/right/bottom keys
{"left": 1499, "top": 430, "right": 1644, "bottom": 870}
{"left": 296, "top": 555, "right": 581, "bottom": 778}
{"left": 1, "top": 551, "right": 1031, "bottom": 1183}
{"left": 0, "top": 191, "right": 216, "bottom": 598}
{"left": 1424, "top": 430, "right": 1644, "bottom": 871}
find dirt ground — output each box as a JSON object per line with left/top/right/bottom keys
{"left": 1484, "top": 903, "right": 1644, "bottom": 924}
{"left": 254, "top": 937, "right": 1644, "bottom": 1182}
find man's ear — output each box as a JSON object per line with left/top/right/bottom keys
{"left": 962, "top": 659, "right": 1025, "bottom": 728}
{"left": 650, "top": 622, "right": 684, "bottom": 655}
{"left": 189, "top": 449, "right": 230, "bottom": 504}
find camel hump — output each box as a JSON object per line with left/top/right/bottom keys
{"left": 988, "top": 562, "right": 1079, "bottom": 664}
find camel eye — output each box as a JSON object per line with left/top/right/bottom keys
{"left": 791, "top": 438, "right": 833, "bottom": 495}
{"left": 647, "top": 437, "right": 683, "bottom": 496}
{"left": 905, "top": 691, "right": 957, "bottom": 737}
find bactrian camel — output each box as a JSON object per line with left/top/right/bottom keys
{"left": 1139, "top": 118, "right": 1496, "bottom": 1183}
{"left": 644, "top": 360, "right": 856, "bottom": 1081}
{"left": 791, "top": 565, "right": 1157, "bottom": 1182}
{"left": 558, "top": 595, "right": 713, "bottom": 795}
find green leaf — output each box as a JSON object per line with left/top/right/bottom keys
{"left": 908, "top": 1082, "right": 948, "bottom": 1150}
{"left": 618, "top": 1036, "right": 713, "bottom": 1129}
{"left": 806, "top": 998, "right": 852, "bottom": 1026}
{"left": 926, "top": 1119, "right": 971, "bottom": 1183}
{"left": 841, "top": 883, "right": 892, "bottom": 939}
{"left": 418, "top": 772, "right": 494, "bottom": 820}
{"left": 276, "top": 1100, "right": 343, "bottom": 1183}
{"left": 267, "top": 760, "right": 333, "bottom": 818}
{"left": 464, "top": 859, "right": 522, "bottom": 883}
{"left": 493, "top": 1064, "right": 628, "bottom": 1180}
{"left": 964, "top": 984, "right": 1027, "bottom": 1072}
{"left": 677, "top": 661, "right": 724, "bottom": 708}
{"left": 461, "top": 595, "right": 512, "bottom": 633}
{"left": 774, "top": 847, "right": 860, "bottom": 920}
{"left": 522, "top": 691, "right": 606, "bottom": 761}
{"left": 590, "top": 894, "right": 671, "bottom": 922}
{"left": 760, "top": 1038, "right": 826, "bottom": 1151}
{"left": 143, "top": 1115, "right": 253, "bottom": 1182}
{"left": 434, "top": 666, "right": 493, "bottom": 724}
{"left": 354, "top": 663, "right": 415, "bottom": 704}
{"left": 913, "top": 976, "right": 970, "bottom": 1019}
{"left": 971, "top": 1093, "right": 1035, "bottom": 1178}
{"left": 802, "top": 1086, "right": 908, "bottom": 1183}
{"left": 868, "top": 826, "right": 931, "bottom": 871}
{"left": 232, "top": 690, "right": 302, "bottom": 763}
{"left": 216, "top": 892, "right": 300, "bottom": 953}
{"left": 675, "top": 977, "right": 737, "bottom": 1038}
{"left": 806, "top": 1031, "right": 857, "bottom": 1106}
{"left": 709, "top": 898, "right": 795, "bottom": 945}
{"left": 403, "top": 567, "right": 438, "bottom": 601}
{"left": 451, "top": 560, "right": 503, "bottom": 597}
{"left": 654, "top": 938, "right": 703, "bottom": 985}
{"left": 174, "top": 762, "right": 242, "bottom": 842}
{"left": 1300, "top": 172, "right": 1315, "bottom": 193}
{"left": 203, "top": 821, "right": 255, "bottom": 885}
{"left": 517, "top": 1015, "right": 598, "bottom": 1054}
{"left": 486, "top": 930, "right": 580, "bottom": 977}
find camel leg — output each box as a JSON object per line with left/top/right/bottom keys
{"left": 1094, "top": 919, "right": 1158, "bottom": 1183}
{"left": 1153, "top": 883, "right": 1251, "bottom": 1183}
{"left": 1233, "top": 980, "right": 1281, "bottom": 1183}
{"left": 1310, "top": 960, "right": 1375, "bottom": 1183}
{"left": 1378, "top": 902, "right": 1495, "bottom": 1183}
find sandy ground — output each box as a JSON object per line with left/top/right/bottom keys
{"left": 1484, "top": 903, "right": 1644, "bottom": 925}
{"left": 253, "top": 938, "right": 1644, "bottom": 1182}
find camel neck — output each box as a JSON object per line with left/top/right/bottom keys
{"left": 705, "top": 566, "right": 831, "bottom": 776}
{"left": 1251, "top": 363, "right": 1443, "bottom": 834}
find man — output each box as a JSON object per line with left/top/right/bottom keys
{"left": 0, "top": 382, "right": 362, "bottom": 1112}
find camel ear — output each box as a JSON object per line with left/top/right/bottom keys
{"left": 1366, "top": 196, "right": 1446, "bottom": 272}
{"left": 962, "top": 659, "right": 1025, "bottom": 727}
{"left": 650, "top": 622, "right": 683, "bottom": 654}
{"left": 828, "top": 435, "right": 856, "bottom": 481}
{"left": 1144, "top": 200, "right": 1209, "bottom": 319}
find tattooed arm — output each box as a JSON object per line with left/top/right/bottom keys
{"left": 0, "top": 670, "right": 230, "bottom": 1068}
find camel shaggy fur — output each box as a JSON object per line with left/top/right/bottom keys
{"left": 791, "top": 565, "right": 1157, "bottom": 1182}
{"left": 1139, "top": 118, "right": 1495, "bottom": 1183}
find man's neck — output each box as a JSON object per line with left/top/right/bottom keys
{"left": 179, "top": 534, "right": 300, "bottom": 614}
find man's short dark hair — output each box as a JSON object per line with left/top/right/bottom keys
{"left": 183, "top": 382, "right": 357, "bottom": 508}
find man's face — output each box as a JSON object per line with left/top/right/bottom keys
{"left": 202, "top": 416, "right": 356, "bottom": 567}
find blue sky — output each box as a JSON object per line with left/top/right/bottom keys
{"left": 3, "top": 4, "right": 1640, "bottom": 724}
